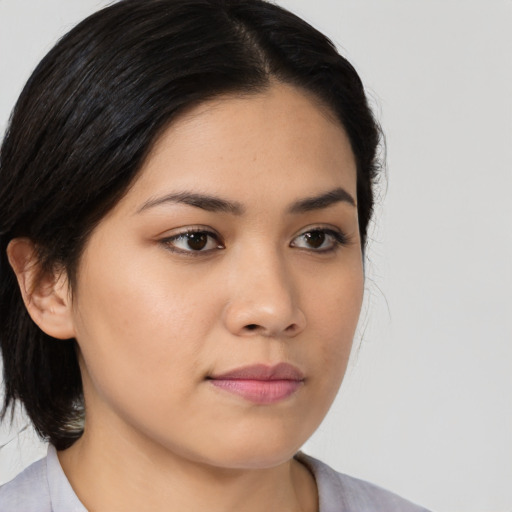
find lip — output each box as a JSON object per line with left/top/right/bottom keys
{"left": 210, "top": 363, "right": 305, "bottom": 381}
{"left": 207, "top": 363, "right": 305, "bottom": 405}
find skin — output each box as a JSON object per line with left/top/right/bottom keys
{"left": 9, "top": 83, "right": 363, "bottom": 512}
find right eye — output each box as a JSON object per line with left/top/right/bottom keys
{"left": 161, "top": 229, "right": 224, "bottom": 255}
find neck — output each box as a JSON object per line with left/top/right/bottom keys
{"left": 58, "top": 421, "right": 318, "bottom": 512}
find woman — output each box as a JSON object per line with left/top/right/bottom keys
{"left": 0, "top": 0, "right": 429, "bottom": 510}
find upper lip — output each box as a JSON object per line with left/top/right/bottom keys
{"left": 209, "top": 363, "right": 304, "bottom": 381}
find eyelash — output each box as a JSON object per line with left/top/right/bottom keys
{"left": 160, "top": 228, "right": 223, "bottom": 256}
{"left": 290, "top": 228, "right": 348, "bottom": 253}
{"left": 160, "top": 227, "right": 349, "bottom": 256}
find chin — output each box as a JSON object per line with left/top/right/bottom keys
{"left": 207, "top": 446, "right": 301, "bottom": 471}
{"left": 186, "top": 427, "right": 309, "bottom": 471}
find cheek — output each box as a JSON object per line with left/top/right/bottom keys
{"left": 71, "top": 242, "right": 221, "bottom": 410}
{"left": 304, "top": 263, "right": 364, "bottom": 384}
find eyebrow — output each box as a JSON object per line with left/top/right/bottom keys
{"left": 137, "top": 187, "right": 355, "bottom": 215}
{"left": 137, "top": 192, "right": 245, "bottom": 215}
{"left": 287, "top": 187, "right": 356, "bottom": 214}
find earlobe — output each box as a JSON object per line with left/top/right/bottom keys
{"left": 7, "top": 238, "right": 76, "bottom": 340}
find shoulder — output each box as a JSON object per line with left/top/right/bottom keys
{"left": 296, "top": 452, "right": 431, "bottom": 512}
{"left": 0, "top": 455, "right": 51, "bottom": 512}
{"left": 0, "top": 445, "right": 86, "bottom": 512}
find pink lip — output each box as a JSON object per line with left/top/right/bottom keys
{"left": 208, "top": 363, "right": 305, "bottom": 405}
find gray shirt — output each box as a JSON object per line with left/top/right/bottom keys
{"left": 0, "top": 445, "right": 430, "bottom": 511}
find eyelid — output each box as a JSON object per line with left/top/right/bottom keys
{"left": 159, "top": 226, "right": 224, "bottom": 256}
{"left": 290, "top": 225, "right": 349, "bottom": 252}
{"left": 158, "top": 225, "right": 220, "bottom": 239}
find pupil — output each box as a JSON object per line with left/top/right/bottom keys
{"left": 187, "top": 232, "right": 208, "bottom": 250}
{"left": 306, "top": 231, "right": 325, "bottom": 248}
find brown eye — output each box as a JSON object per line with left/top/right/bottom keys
{"left": 290, "top": 228, "right": 347, "bottom": 252}
{"left": 162, "top": 229, "right": 223, "bottom": 254}
{"left": 186, "top": 232, "right": 208, "bottom": 251}
{"left": 303, "top": 230, "right": 325, "bottom": 249}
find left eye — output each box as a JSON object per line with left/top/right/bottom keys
{"left": 290, "top": 229, "right": 346, "bottom": 252}
{"left": 162, "top": 230, "right": 223, "bottom": 253}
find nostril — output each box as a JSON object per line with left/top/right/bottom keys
{"left": 245, "top": 324, "right": 259, "bottom": 331}
{"left": 285, "top": 323, "right": 298, "bottom": 333}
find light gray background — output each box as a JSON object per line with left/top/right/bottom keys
{"left": 0, "top": 1, "right": 511, "bottom": 511}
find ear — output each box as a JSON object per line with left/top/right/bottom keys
{"left": 7, "top": 238, "right": 76, "bottom": 340}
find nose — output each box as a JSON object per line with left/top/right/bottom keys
{"left": 222, "top": 248, "right": 306, "bottom": 339}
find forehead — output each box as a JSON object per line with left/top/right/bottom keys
{"left": 119, "top": 82, "right": 357, "bottom": 213}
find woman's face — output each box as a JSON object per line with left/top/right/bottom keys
{"left": 71, "top": 83, "right": 364, "bottom": 468}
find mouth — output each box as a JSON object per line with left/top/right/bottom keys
{"left": 207, "top": 363, "right": 305, "bottom": 405}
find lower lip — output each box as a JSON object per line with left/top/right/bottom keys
{"left": 209, "top": 379, "right": 303, "bottom": 404}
